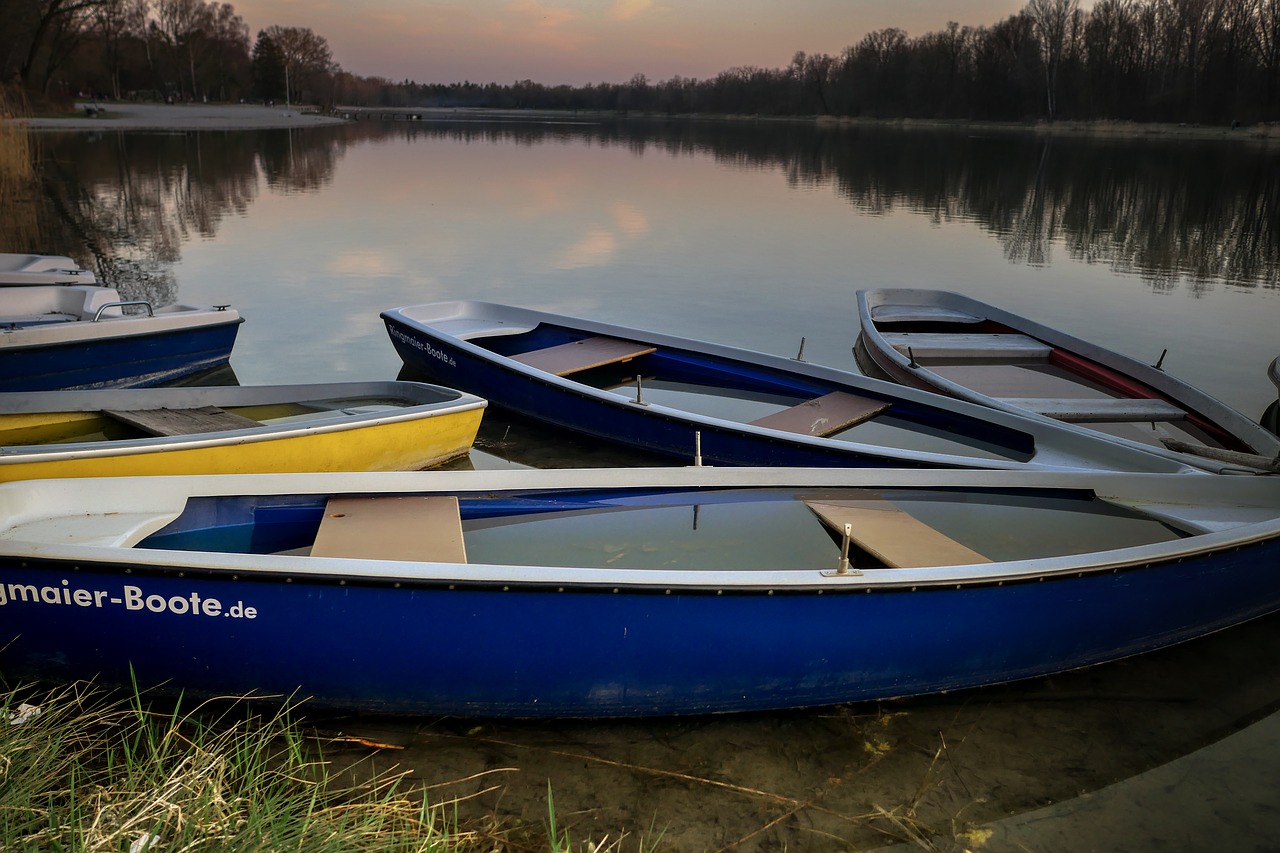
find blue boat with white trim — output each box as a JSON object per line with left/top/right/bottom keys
{"left": 1, "top": 466, "right": 1278, "bottom": 718}
{"left": 0, "top": 282, "right": 241, "bottom": 391}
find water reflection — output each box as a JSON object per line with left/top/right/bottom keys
{"left": 23, "top": 120, "right": 1279, "bottom": 301}
{"left": 29, "top": 127, "right": 345, "bottom": 300}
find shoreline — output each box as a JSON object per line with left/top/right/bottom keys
{"left": 10, "top": 102, "right": 349, "bottom": 130}
{"left": 7, "top": 101, "right": 1274, "bottom": 144}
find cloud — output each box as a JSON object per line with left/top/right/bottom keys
{"left": 611, "top": 0, "right": 653, "bottom": 21}
{"left": 506, "top": 0, "right": 577, "bottom": 28}
{"left": 491, "top": 0, "right": 588, "bottom": 51}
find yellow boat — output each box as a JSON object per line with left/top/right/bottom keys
{"left": 0, "top": 381, "right": 486, "bottom": 480}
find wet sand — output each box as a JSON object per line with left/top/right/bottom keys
{"left": 12, "top": 102, "right": 348, "bottom": 131}
{"left": 305, "top": 606, "right": 1280, "bottom": 851}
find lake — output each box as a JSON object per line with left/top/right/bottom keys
{"left": 12, "top": 116, "right": 1280, "bottom": 850}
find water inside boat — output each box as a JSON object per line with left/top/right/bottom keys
{"left": 138, "top": 486, "right": 1186, "bottom": 571}
{"left": 0, "top": 396, "right": 413, "bottom": 446}
{"left": 480, "top": 324, "right": 1037, "bottom": 464}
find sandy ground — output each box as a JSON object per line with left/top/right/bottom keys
{"left": 12, "top": 102, "right": 1273, "bottom": 143}
{"left": 12, "top": 102, "right": 348, "bottom": 130}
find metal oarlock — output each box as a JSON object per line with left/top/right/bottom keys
{"left": 836, "top": 523, "right": 853, "bottom": 575}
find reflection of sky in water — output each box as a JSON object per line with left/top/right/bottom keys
{"left": 174, "top": 129, "right": 1280, "bottom": 417}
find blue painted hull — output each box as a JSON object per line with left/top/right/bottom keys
{"left": 3, "top": 532, "right": 1278, "bottom": 717}
{"left": 0, "top": 319, "right": 242, "bottom": 391}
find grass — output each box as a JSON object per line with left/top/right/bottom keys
{"left": 1, "top": 682, "right": 465, "bottom": 852}
{"left": 1, "top": 682, "right": 670, "bottom": 852}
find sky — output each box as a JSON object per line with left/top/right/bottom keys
{"left": 232, "top": 0, "right": 1040, "bottom": 87}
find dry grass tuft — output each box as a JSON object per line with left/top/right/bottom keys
{"left": 1, "top": 683, "right": 465, "bottom": 852}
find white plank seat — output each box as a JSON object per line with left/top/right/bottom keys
{"left": 870, "top": 305, "right": 982, "bottom": 324}
{"left": 432, "top": 317, "right": 537, "bottom": 341}
{"left": 883, "top": 332, "right": 1052, "bottom": 361}
{"left": 749, "top": 392, "right": 889, "bottom": 437}
{"left": 104, "top": 406, "right": 263, "bottom": 436}
{"left": 310, "top": 495, "right": 467, "bottom": 562}
{"left": 509, "top": 336, "right": 657, "bottom": 377}
{"left": 998, "top": 397, "right": 1187, "bottom": 423}
{"left": 805, "top": 498, "right": 991, "bottom": 568}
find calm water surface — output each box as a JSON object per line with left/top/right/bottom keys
{"left": 12, "top": 118, "right": 1280, "bottom": 850}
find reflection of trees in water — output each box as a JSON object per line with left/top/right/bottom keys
{"left": 26, "top": 121, "right": 1277, "bottom": 293}
{"left": 813, "top": 129, "right": 1278, "bottom": 290}
{"left": 368, "top": 119, "right": 1276, "bottom": 291}
{"left": 258, "top": 129, "right": 344, "bottom": 193}
{"left": 34, "top": 128, "right": 344, "bottom": 301}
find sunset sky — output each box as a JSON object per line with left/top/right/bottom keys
{"left": 233, "top": 1, "right": 1046, "bottom": 86}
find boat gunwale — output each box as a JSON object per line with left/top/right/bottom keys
{"left": 0, "top": 308, "right": 244, "bottom": 349}
{"left": 2, "top": 467, "right": 1277, "bottom": 592}
{"left": 5, "top": 525, "right": 1276, "bottom": 595}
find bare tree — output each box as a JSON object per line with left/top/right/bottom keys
{"left": 1253, "top": 0, "right": 1280, "bottom": 108}
{"left": 205, "top": 2, "right": 248, "bottom": 101}
{"left": 155, "top": 0, "right": 210, "bottom": 98}
{"left": 1026, "top": 0, "right": 1081, "bottom": 119}
{"left": 91, "top": 0, "right": 147, "bottom": 98}
{"left": 14, "top": 0, "right": 108, "bottom": 93}
{"left": 260, "top": 25, "right": 332, "bottom": 107}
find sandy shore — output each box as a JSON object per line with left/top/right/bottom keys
{"left": 12, "top": 102, "right": 348, "bottom": 130}
{"left": 10, "top": 102, "right": 1274, "bottom": 142}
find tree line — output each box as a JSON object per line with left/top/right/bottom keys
{"left": 3, "top": 0, "right": 335, "bottom": 107}
{"left": 5, "top": 0, "right": 1278, "bottom": 124}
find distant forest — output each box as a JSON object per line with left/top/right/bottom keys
{"left": 5, "top": 0, "right": 1279, "bottom": 125}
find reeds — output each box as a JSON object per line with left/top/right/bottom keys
{"left": 0, "top": 683, "right": 463, "bottom": 852}
{"left": 0, "top": 88, "right": 33, "bottom": 197}
{"left": 0, "top": 86, "right": 41, "bottom": 249}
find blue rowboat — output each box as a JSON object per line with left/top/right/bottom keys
{"left": 0, "top": 282, "right": 241, "bottom": 391}
{"left": 1, "top": 466, "right": 1278, "bottom": 718}
{"left": 380, "top": 301, "right": 1200, "bottom": 473}
{"left": 855, "top": 288, "right": 1280, "bottom": 473}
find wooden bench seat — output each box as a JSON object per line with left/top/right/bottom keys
{"left": 749, "top": 391, "right": 889, "bottom": 437}
{"left": 998, "top": 396, "right": 1187, "bottom": 422}
{"left": 510, "top": 336, "right": 657, "bottom": 376}
{"left": 883, "top": 332, "right": 1052, "bottom": 361}
{"left": 310, "top": 495, "right": 467, "bottom": 562}
{"left": 104, "top": 406, "right": 263, "bottom": 436}
{"left": 805, "top": 498, "right": 991, "bottom": 568}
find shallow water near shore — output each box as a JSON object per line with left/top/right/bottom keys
{"left": 8, "top": 115, "right": 1280, "bottom": 849}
